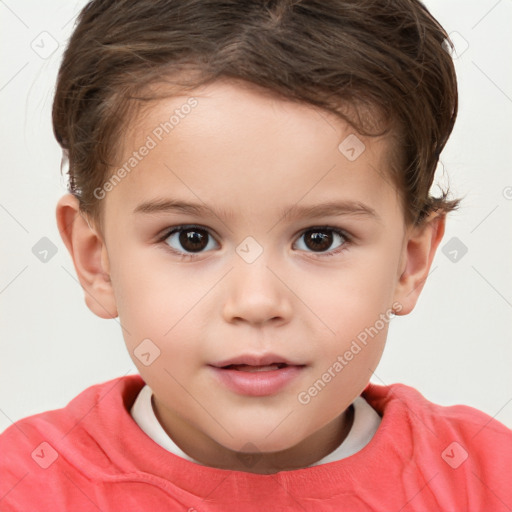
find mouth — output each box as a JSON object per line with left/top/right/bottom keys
{"left": 210, "top": 353, "right": 305, "bottom": 369}
{"left": 208, "top": 354, "right": 306, "bottom": 396}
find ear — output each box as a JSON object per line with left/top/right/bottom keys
{"left": 392, "top": 212, "right": 446, "bottom": 315}
{"left": 55, "top": 193, "right": 118, "bottom": 319}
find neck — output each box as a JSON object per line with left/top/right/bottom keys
{"left": 152, "top": 395, "right": 355, "bottom": 474}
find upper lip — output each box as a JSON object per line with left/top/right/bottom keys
{"left": 209, "top": 353, "right": 305, "bottom": 368}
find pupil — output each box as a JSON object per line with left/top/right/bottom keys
{"left": 307, "top": 231, "right": 332, "bottom": 251}
{"left": 180, "top": 229, "right": 207, "bottom": 252}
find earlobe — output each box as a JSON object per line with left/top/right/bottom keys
{"left": 56, "top": 193, "right": 118, "bottom": 319}
{"left": 393, "top": 212, "right": 446, "bottom": 315}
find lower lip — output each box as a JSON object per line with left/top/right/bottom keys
{"left": 208, "top": 365, "right": 305, "bottom": 396}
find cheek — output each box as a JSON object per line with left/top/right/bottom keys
{"left": 108, "top": 250, "right": 189, "bottom": 344}
{"left": 111, "top": 244, "right": 188, "bottom": 314}
{"left": 299, "top": 244, "right": 399, "bottom": 388}
{"left": 307, "top": 255, "right": 398, "bottom": 338}
{"left": 109, "top": 252, "right": 216, "bottom": 376}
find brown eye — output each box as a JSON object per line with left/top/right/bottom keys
{"left": 179, "top": 228, "right": 208, "bottom": 252}
{"left": 304, "top": 231, "right": 333, "bottom": 251}
{"left": 295, "top": 228, "right": 348, "bottom": 255}
{"left": 164, "top": 226, "right": 218, "bottom": 254}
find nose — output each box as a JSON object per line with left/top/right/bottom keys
{"left": 222, "top": 256, "right": 293, "bottom": 326}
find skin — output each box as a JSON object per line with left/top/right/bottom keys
{"left": 56, "top": 78, "right": 445, "bottom": 474}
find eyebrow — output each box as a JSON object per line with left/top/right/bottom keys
{"left": 133, "top": 198, "right": 381, "bottom": 223}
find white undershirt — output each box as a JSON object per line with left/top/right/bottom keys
{"left": 130, "top": 384, "right": 381, "bottom": 466}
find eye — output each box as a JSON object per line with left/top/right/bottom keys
{"left": 294, "top": 227, "right": 350, "bottom": 257}
{"left": 161, "top": 225, "right": 219, "bottom": 259}
{"left": 158, "top": 224, "right": 351, "bottom": 260}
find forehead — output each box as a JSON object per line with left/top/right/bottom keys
{"left": 104, "top": 78, "right": 401, "bottom": 226}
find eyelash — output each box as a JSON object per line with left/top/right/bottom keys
{"left": 156, "top": 224, "right": 353, "bottom": 261}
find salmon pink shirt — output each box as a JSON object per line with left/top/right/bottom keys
{"left": 1, "top": 374, "right": 511, "bottom": 511}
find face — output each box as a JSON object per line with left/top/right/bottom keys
{"left": 86, "top": 78, "right": 415, "bottom": 470}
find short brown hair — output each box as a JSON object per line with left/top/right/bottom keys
{"left": 52, "top": 0, "right": 460, "bottom": 233}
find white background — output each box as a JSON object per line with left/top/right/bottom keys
{"left": 1, "top": 0, "right": 511, "bottom": 432}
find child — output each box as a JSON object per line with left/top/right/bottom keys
{"left": 1, "top": 0, "right": 511, "bottom": 510}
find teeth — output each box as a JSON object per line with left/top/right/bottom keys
{"left": 243, "top": 364, "right": 280, "bottom": 372}
{"left": 227, "top": 364, "right": 285, "bottom": 372}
